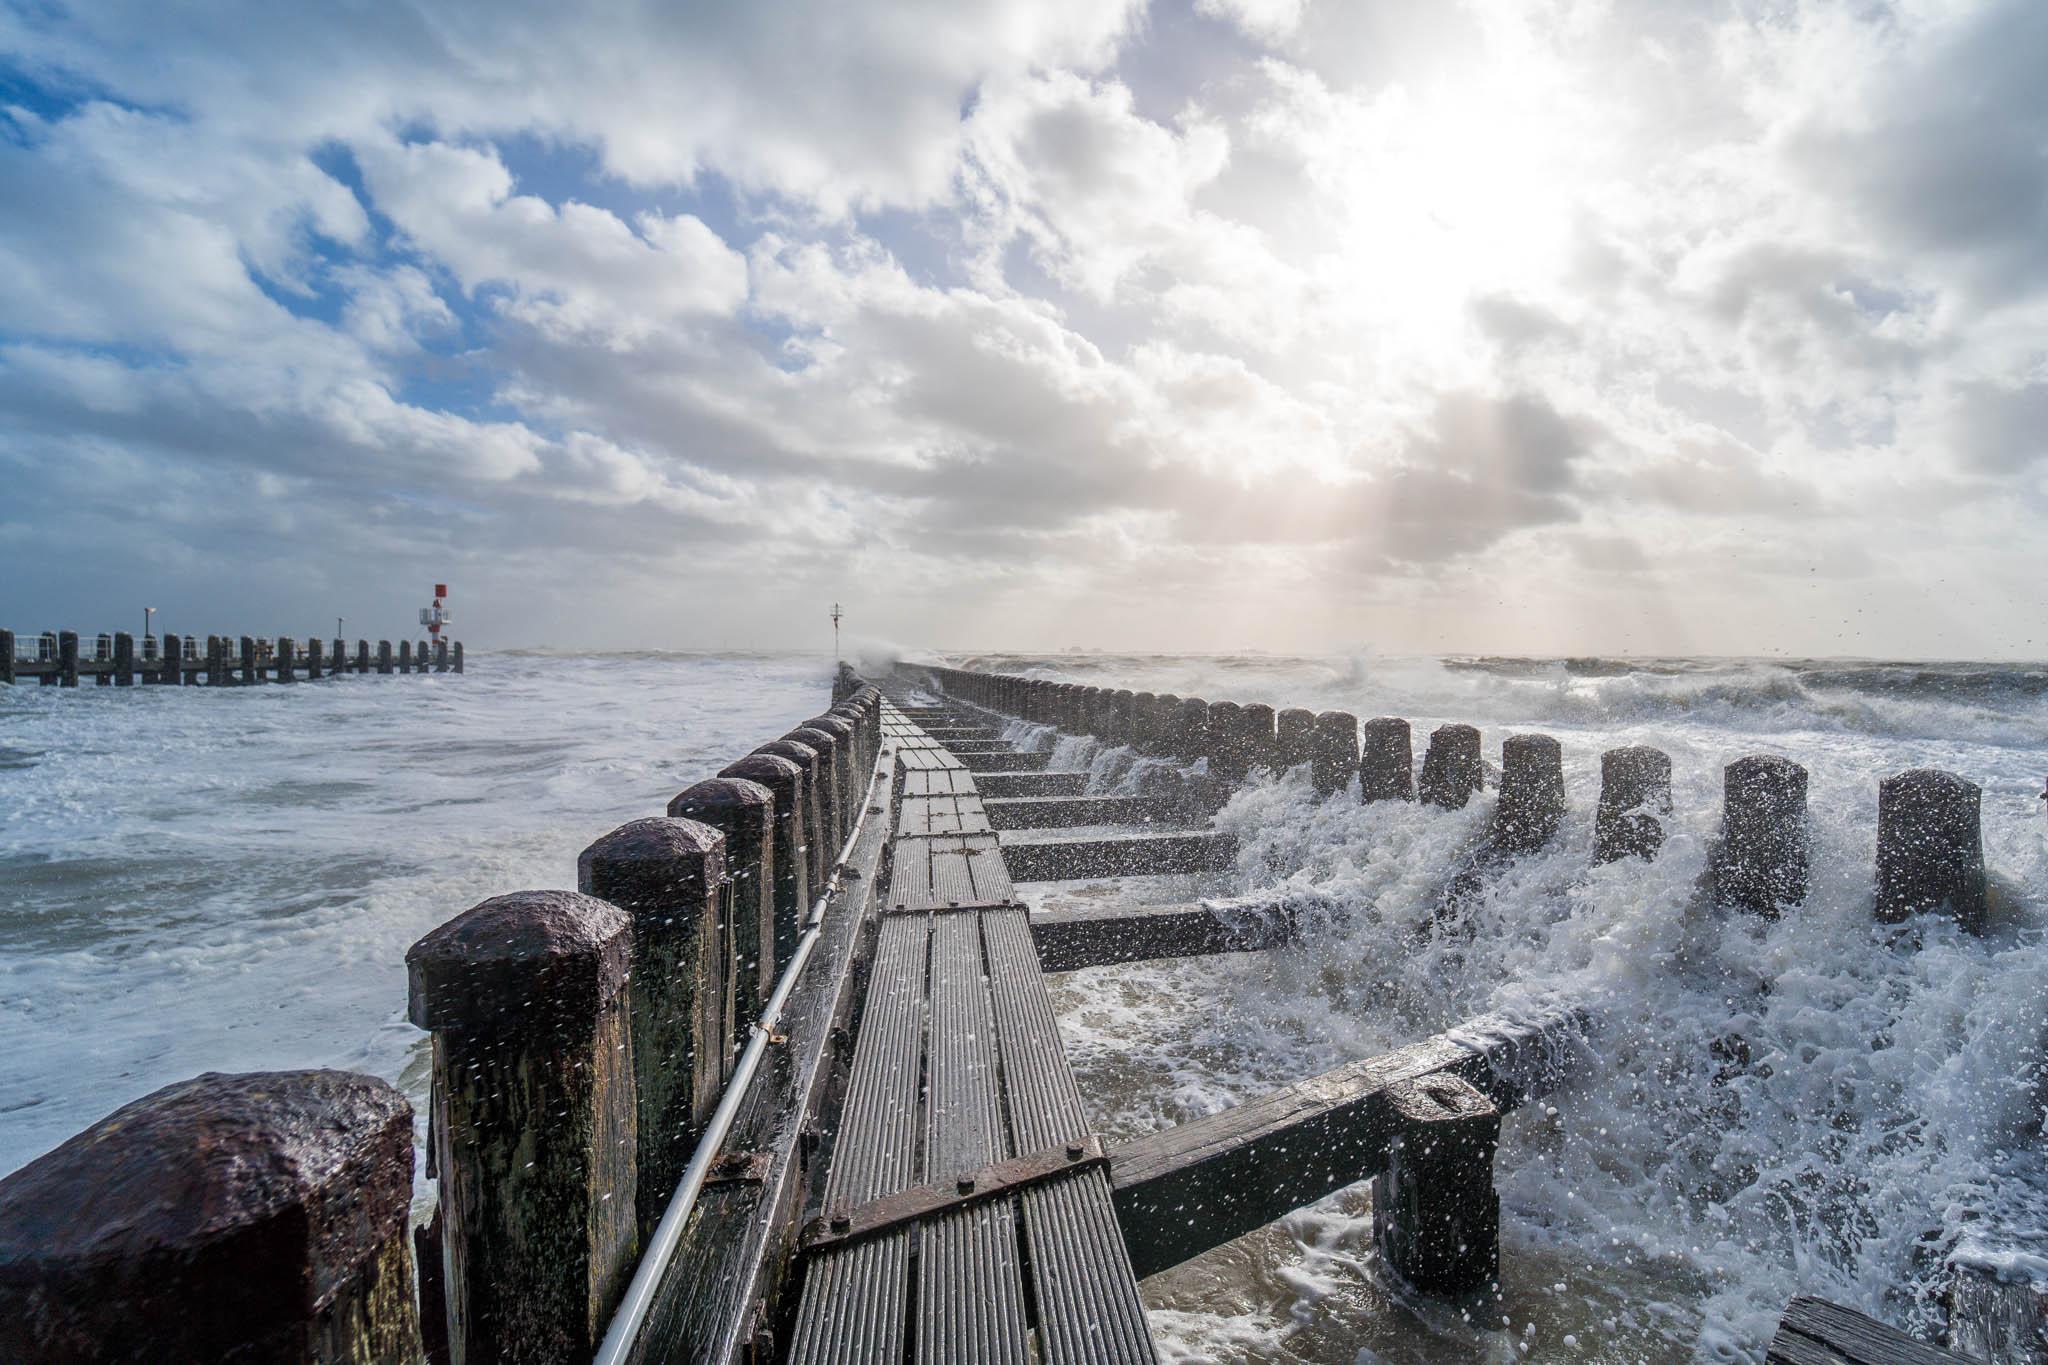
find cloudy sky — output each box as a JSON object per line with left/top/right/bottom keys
{"left": 1, "top": 1, "right": 2043, "bottom": 657}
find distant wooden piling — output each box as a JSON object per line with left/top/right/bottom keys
{"left": 453, "top": 641, "right": 464, "bottom": 673}
{"left": 1596, "top": 746, "right": 1672, "bottom": 864}
{"left": 1876, "top": 769, "right": 1987, "bottom": 933}
{"left": 1495, "top": 734, "right": 1565, "bottom": 853}
{"left": 1276, "top": 707, "right": 1315, "bottom": 771}
{"left": 0, "top": 630, "right": 12, "bottom": 686}
{"left": 1209, "top": 701, "right": 1247, "bottom": 784}
{"left": 805, "top": 715, "right": 862, "bottom": 831}
{"left": 377, "top": 640, "right": 393, "bottom": 675}
{"left": 792, "top": 722, "right": 851, "bottom": 845}
{"left": 1714, "top": 756, "right": 1808, "bottom": 917}
{"left": 398, "top": 641, "right": 413, "bottom": 674}
{"left": 112, "top": 632, "right": 134, "bottom": 687}
{"left": 277, "top": 637, "right": 296, "bottom": 683}
{"left": 307, "top": 637, "right": 324, "bottom": 680}
{"left": 720, "top": 754, "right": 810, "bottom": 972}
{"left": 59, "top": 630, "right": 78, "bottom": 687}
{"left": 240, "top": 636, "right": 258, "bottom": 685}
{"left": 669, "top": 780, "right": 776, "bottom": 1044}
{"left": 1308, "top": 710, "right": 1358, "bottom": 799}
{"left": 1359, "top": 717, "right": 1415, "bottom": 802}
{"left": 1373, "top": 1074, "right": 1501, "bottom": 1294}
{"left": 1175, "top": 697, "right": 1210, "bottom": 765}
{"left": 0, "top": 1069, "right": 422, "bottom": 1363}
{"left": 435, "top": 639, "right": 449, "bottom": 673}
{"left": 1241, "top": 703, "right": 1278, "bottom": 775}
{"left": 1418, "top": 723, "right": 1483, "bottom": 810}
{"left": 160, "top": 632, "right": 181, "bottom": 684}
{"left": 94, "top": 634, "right": 111, "bottom": 685}
{"left": 407, "top": 890, "right": 637, "bottom": 1363}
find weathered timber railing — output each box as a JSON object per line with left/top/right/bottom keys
{"left": 0, "top": 628, "right": 464, "bottom": 686}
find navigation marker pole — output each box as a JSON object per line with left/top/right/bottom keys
{"left": 831, "top": 601, "right": 842, "bottom": 660}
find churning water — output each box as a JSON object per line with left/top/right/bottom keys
{"left": 3, "top": 649, "right": 2043, "bottom": 1362}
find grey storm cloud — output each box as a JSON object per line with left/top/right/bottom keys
{"left": 1, "top": 0, "right": 2045, "bottom": 653}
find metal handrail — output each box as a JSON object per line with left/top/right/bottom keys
{"left": 592, "top": 755, "right": 884, "bottom": 1365}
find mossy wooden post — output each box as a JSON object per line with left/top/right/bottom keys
{"left": 1241, "top": 703, "right": 1278, "bottom": 775}
{"left": 1359, "top": 717, "right": 1414, "bottom": 802}
{"left": 1175, "top": 697, "right": 1210, "bottom": 764}
{"left": 1373, "top": 1074, "right": 1501, "bottom": 1294}
{"left": 112, "top": 631, "right": 135, "bottom": 686}
{"left": 1714, "top": 756, "right": 1808, "bottom": 917}
{"left": 758, "top": 739, "right": 829, "bottom": 899}
{"left": 720, "top": 754, "right": 809, "bottom": 973}
{"left": 669, "top": 779, "right": 775, "bottom": 1045}
{"left": 1495, "top": 733, "right": 1565, "bottom": 853}
{"left": 277, "top": 637, "right": 297, "bottom": 684}
{"left": 1276, "top": 707, "right": 1316, "bottom": 772}
{"left": 1876, "top": 768, "right": 1986, "bottom": 933}
{"left": 791, "top": 724, "right": 849, "bottom": 845}
{"left": 407, "top": 890, "right": 637, "bottom": 1363}
{"left": 0, "top": 1069, "right": 423, "bottom": 1363}
{"left": 452, "top": 641, "right": 464, "bottom": 674}
{"left": 1309, "top": 710, "right": 1358, "bottom": 799}
{"left": 58, "top": 630, "right": 79, "bottom": 687}
{"left": 1418, "top": 723, "right": 1483, "bottom": 810}
{"left": 240, "top": 635, "right": 259, "bottom": 685}
{"left": 577, "top": 820, "right": 732, "bottom": 1245}
{"left": 1596, "top": 745, "right": 1672, "bottom": 864}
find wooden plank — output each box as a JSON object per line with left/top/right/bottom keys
{"left": 1031, "top": 898, "right": 1307, "bottom": 972}
{"left": 938, "top": 739, "right": 1014, "bottom": 754}
{"left": 899, "top": 768, "right": 979, "bottom": 798}
{"left": 980, "top": 909, "right": 1158, "bottom": 1364}
{"left": 975, "top": 771, "right": 1088, "bottom": 798}
{"left": 1002, "top": 831, "right": 1237, "bottom": 883}
{"left": 1767, "top": 1297, "right": 1972, "bottom": 1365}
{"left": 895, "top": 794, "right": 993, "bottom": 838}
{"left": 893, "top": 748, "right": 964, "bottom": 774}
{"left": 917, "top": 911, "right": 1031, "bottom": 1361}
{"left": 983, "top": 794, "right": 1175, "bottom": 830}
{"left": 786, "top": 914, "right": 929, "bottom": 1364}
{"left": 621, "top": 755, "right": 891, "bottom": 1364}
{"left": 886, "top": 834, "right": 1015, "bottom": 911}
{"left": 959, "top": 750, "right": 1051, "bottom": 773}
{"left": 1108, "top": 1005, "right": 1589, "bottom": 1280}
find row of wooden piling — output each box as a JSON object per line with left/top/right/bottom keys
{"left": 0, "top": 675, "right": 884, "bottom": 1364}
{"left": 921, "top": 666, "right": 1994, "bottom": 933}
{"left": 0, "top": 628, "right": 464, "bottom": 686}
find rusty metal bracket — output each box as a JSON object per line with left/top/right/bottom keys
{"left": 799, "top": 1135, "right": 1108, "bottom": 1253}
{"left": 702, "top": 1149, "right": 772, "bottom": 1187}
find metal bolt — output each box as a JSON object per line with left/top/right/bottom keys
{"left": 1066, "top": 1141, "right": 1085, "bottom": 1160}
{"left": 831, "top": 1214, "right": 850, "bottom": 1232}
{"left": 957, "top": 1176, "right": 975, "bottom": 1195}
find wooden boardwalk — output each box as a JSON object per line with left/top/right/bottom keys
{"left": 789, "top": 701, "right": 1156, "bottom": 1364}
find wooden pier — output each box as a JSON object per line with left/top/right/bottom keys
{"left": 0, "top": 628, "right": 463, "bottom": 686}
{"left": 0, "top": 660, "right": 2037, "bottom": 1363}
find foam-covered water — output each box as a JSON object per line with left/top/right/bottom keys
{"left": 958, "top": 652, "right": 2048, "bottom": 1362}
{"left": 0, "top": 652, "right": 829, "bottom": 1177}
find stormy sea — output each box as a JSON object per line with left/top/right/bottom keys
{"left": 4, "top": 650, "right": 2043, "bottom": 1363}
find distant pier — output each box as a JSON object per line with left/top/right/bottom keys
{"left": 0, "top": 660, "right": 2035, "bottom": 1365}
{"left": 0, "top": 628, "right": 463, "bottom": 687}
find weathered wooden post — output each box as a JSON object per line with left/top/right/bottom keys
{"left": 332, "top": 637, "right": 346, "bottom": 673}
{"left": 1418, "top": 724, "right": 1483, "bottom": 810}
{"left": 1130, "top": 692, "right": 1159, "bottom": 754}
{"left": 1494, "top": 733, "right": 1565, "bottom": 853}
{"left": 205, "top": 635, "right": 225, "bottom": 686}
{"left": 240, "top": 635, "right": 259, "bottom": 685}
{"left": 668, "top": 779, "right": 775, "bottom": 1046}
{"left": 417, "top": 640, "right": 431, "bottom": 673}
{"left": 1175, "top": 697, "right": 1211, "bottom": 765}
{"left": 452, "top": 641, "right": 464, "bottom": 674}
{"left": 59, "top": 630, "right": 78, "bottom": 687}
{"left": 435, "top": 639, "right": 449, "bottom": 673}
{"left": 276, "top": 637, "right": 297, "bottom": 684}
{"left": 1308, "top": 710, "right": 1358, "bottom": 799}
{"left": 377, "top": 640, "right": 393, "bottom": 675}
{"left": 94, "top": 634, "right": 112, "bottom": 685}
{"left": 0, "top": 1069, "right": 422, "bottom": 1364}
{"left": 397, "top": 641, "right": 412, "bottom": 674}
{"left": 1209, "top": 701, "right": 1247, "bottom": 784}
{"left": 1595, "top": 746, "right": 1671, "bottom": 864}
{"left": 306, "top": 637, "right": 324, "bottom": 680}
{"left": 160, "top": 632, "right": 181, "bottom": 684}
{"left": 357, "top": 639, "right": 371, "bottom": 673}
{"left": 720, "top": 754, "right": 810, "bottom": 973}
{"left": 1241, "top": 703, "right": 1278, "bottom": 775}
{"left": 758, "top": 738, "right": 828, "bottom": 888}
{"left": 1359, "top": 717, "right": 1414, "bottom": 802}
{"left": 793, "top": 722, "right": 851, "bottom": 844}
{"left": 110, "top": 631, "right": 134, "bottom": 686}
{"left": 1373, "top": 1074, "right": 1501, "bottom": 1294}
{"left": 0, "top": 629, "right": 13, "bottom": 685}
{"left": 407, "top": 890, "right": 637, "bottom": 1362}
{"left": 38, "top": 632, "right": 58, "bottom": 687}
{"left": 1713, "top": 756, "right": 1808, "bottom": 917}
{"left": 1276, "top": 707, "right": 1315, "bottom": 771}
{"left": 1875, "top": 769, "right": 1986, "bottom": 933}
